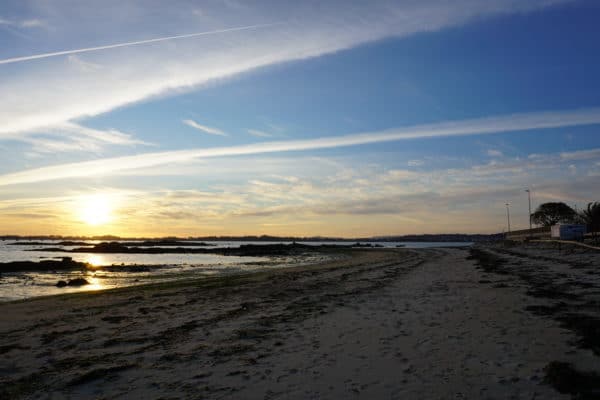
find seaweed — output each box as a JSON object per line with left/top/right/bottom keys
{"left": 544, "top": 361, "right": 600, "bottom": 399}
{"left": 67, "top": 364, "right": 136, "bottom": 386}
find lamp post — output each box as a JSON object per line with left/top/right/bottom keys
{"left": 506, "top": 203, "right": 511, "bottom": 233}
{"left": 525, "top": 189, "right": 532, "bottom": 230}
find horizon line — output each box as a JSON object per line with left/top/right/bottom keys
{"left": 0, "top": 232, "right": 501, "bottom": 240}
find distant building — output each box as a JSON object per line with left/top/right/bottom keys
{"left": 551, "top": 224, "right": 587, "bottom": 241}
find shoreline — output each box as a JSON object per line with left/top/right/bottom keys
{"left": 1, "top": 248, "right": 355, "bottom": 305}
{"left": 2, "top": 246, "right": 599, "bottom": 398}
{"left": 0, "top": 248, "right": 347, "bottom": 303}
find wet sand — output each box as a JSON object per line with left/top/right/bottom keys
{"left": 1, "top": 246, "right": 599, "bottom": 399}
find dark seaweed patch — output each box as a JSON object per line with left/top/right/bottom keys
{"left": 67, "top": 364, "right": 136, "bottom": 386}
{"left": 544, "top": 361, "right": 600, "bottom": 399}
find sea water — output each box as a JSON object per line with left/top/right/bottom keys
{"left": 0, "top": 240, "right": 472, "bottom": 301}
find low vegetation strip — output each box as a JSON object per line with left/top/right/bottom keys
{"left": 530, "top": 239, "right": 600, "bottom": 251}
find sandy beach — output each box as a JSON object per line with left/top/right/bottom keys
{"left": 2, "top": 245, "right": 600, "bottom": 399}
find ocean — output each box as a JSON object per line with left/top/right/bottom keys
{"left": 0, "top": 240, "right": 472, "bottom": 301}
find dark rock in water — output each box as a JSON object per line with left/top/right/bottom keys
{"left": 55, "top": 278, "right": 89, "bottom": 288}
{"left": 57, "top": 241, "right": 92, "bottom": 246}
{"left": 351, "top": 242, "right": 384, "bottom": 248}
{"left": 32, "top": 241, "right": 343, "bottom": 256}
{"left": 119, "top": 240, "right": 216, "bottom": 247}
{"left": 67, "top": 278, "right": 89, "bottom": 287}
{"left": 227, "top": 243, "right": 317, "bottom": 256}
{"left": 89, "top": 242, "right": 129, "bottom": 253}
{"left": 1, "top": 258, "right": 89, "bottom": 272}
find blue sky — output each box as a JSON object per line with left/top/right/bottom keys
{"left": 1, "top": 0, "right": 600, "bottom": 236}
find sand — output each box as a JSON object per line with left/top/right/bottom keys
{"left": 1, "top": 245, "right": 599, "bottom": 399}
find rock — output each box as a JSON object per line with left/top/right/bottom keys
{"left": 67, "top": 278, "right": 89, "bottom": 286}
{"left": 91, "top": 242, "right": 129, "bottom": 253}
{"left": 56, "top": 278, "right": 89, "bottom": 287}
{"left": 2, "top": 258, "right": 89, "bottom": 272}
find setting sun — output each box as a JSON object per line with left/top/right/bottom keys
{"left": 86, "top": 255, "right": 106, "bottom": 267}
{"left": 79, "top": 194, "right": 113, "bottom": 226}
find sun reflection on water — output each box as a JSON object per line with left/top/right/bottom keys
{"left": 86, "top": 255, "right": 105, "bottom": 267}
{"left": 82, "top": 275, "right": 105, "bottom": 291}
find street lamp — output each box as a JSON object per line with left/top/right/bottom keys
{"left": 525, "top": 189, "right": 532, "bottom": 230}
{"left": 506, "top": 203, "right": 511, "bottom": 233}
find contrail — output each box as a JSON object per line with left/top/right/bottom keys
{"left": 0, "top": 23, "right": 279, "bottom": 65}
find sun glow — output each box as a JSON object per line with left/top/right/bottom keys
{"left": 78, "top": 194, "right": 114, "bottom": 226}
{"left": 82, "top": 275, "right": 106, "bottom": 292}
{"left": 86, "top": 255, "right": 105, "bottom": 267}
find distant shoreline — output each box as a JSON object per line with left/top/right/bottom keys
{"left": 0, "top": 233, "right": 501, "bottom": 243}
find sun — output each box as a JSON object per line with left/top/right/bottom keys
{"left": 79, "top": 194, "right": 113, "bottom": 226}
{"left": 86, "top": 255, "right": 106, "bottom": 267}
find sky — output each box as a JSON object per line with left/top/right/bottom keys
{"left": 1, "top": 0, "right": 600, "bottom": 237}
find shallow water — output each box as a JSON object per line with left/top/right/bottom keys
{"left": 0, "top": 240, "right": 472, "bottom": 264}
{"left": 0, "top": 240, "right": 472, "bottom": 301}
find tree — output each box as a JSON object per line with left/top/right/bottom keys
{"left": 578, "top": 202, "right": 600, "bottom": 234}
{"left": 531, "top": 202, "right": 578, "bottom": 227}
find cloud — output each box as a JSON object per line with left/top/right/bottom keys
{"left": 408, "top": 159, "right": 424, "bottom": 167}
{"left": 53, "top": 122, "right": 149, "bottom": 146}
{"left": 560, "top": 148, "right": 600, "bottom": 161}
{"left": 182, "top": 119, "right": 228, "bottom": 136}
{"left": 487, "top": 149, "right": 504, "bottom": 157}
{"left": 1, "top": 106, "right": 600, "bottom": 186}
{"left": 0, "top": 17, "right": 46, "bottom": 29}
{"left": 5, "top": 122, "right": 151, "bottom": 154}
{"left": 4, "top": 143, "right": 600, "bottom": 236}
{"left": 0, "top": 0, "right": 570, "bottom": 136}
{"left": 225, "top": 157, "right": 600, "bottom": 224}
{"left": 146, "top": 155, "right": 599, "bottom": 230}
{"left": 247, "top": 129, "right": 273, "bottom": 138}
{"left": 20, "top": 19, "right": 45, "bottom": 28}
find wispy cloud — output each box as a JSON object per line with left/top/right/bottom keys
{"left": 0, "top": 23, "right": 278, "bottom": 66}
{"left": 4, "top": 147, "right": 600, "bottom": 236}
{"left": 20, "top": 19, "right": 46, "bottom": 28}
{"left": 54, "top": 122, "right": 149, "bottom": 146}
{"left": 560, "top": 148, "right": 600, "bottom": 161}
{"left": 7, "top": 122, "right": 151, "bottom": 154}
{"left": 182, "top": 119, "right": 228, "bottom": 136}
{"left": 0, "top": 17, "right": 46, "bottom": 29}
{"left": 2, "top": 106, "right": 600, "bottom": 186}
{"left": 487, "top": 149, "right": 504, "bottom": 157}
{"left": 247, "top": 129, "right": 273, "bottom": 138}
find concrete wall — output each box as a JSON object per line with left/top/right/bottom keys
{"left": 506, "top": 226, "right": 551, "bottom": 241}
